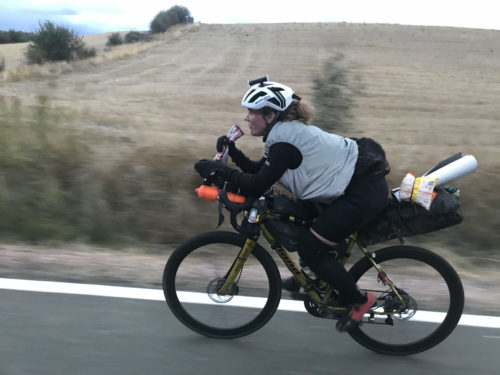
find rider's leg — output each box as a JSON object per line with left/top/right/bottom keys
{"left": 298, "top": 178, "right": 389, "bottom": 329}
{"left": 311, "top": 178, "right": 389, "bottom": 246}
{"left": 283, "top": 177, "right": 388, "bottom": 301}
{"left": 303, "top": 177, "right": 388, "bottom": 301}
{"left": 281, "top": 229, "right": 347, "bottom": 294}
{"left": 297, "top": 229, "right": 367, "bottom": 304}
{"left": 297, "top": 229, "right": 375, "bottom": 331}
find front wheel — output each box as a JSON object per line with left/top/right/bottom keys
{"left": 347, "top": 245, "right": 464, "bottom": 355}
{"left": 163, "top": 231, "right": 282, "bottom": 339}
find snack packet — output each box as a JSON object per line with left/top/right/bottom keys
{"left": 214, "top": 124, "right": 244, "bottom": 164}
{"left": 411, "top": 177, "right": 438, "bottom": 210}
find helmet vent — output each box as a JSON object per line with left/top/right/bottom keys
{"left": 249, "top": 91, "right": 266, "bottom": 103}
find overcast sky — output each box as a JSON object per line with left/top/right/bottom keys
{"left": 1, "top": 0, "right": 499, "bottom": 35}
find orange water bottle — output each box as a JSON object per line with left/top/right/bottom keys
{"left": 195, "top": 185, "right": 246, "bottom": 204}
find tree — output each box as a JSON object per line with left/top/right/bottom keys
{"left": 312, "top": 54, "right": 362, "bottom": 132}
{"left": 25, "top": 21, "right": 96, "bottom": 64}
{"left": 124, "top": 31, "right": 152, "bottom": 44}
{"left": 150, "top": 5, "right": 193, "bottom": 34}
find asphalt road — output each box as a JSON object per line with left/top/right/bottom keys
{"left": 1, "top": 288, "right": 500, "bottom": 375}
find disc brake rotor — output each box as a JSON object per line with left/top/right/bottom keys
{"left": 207, "top": 278, "right": 239, "bottom": 303}
{"left": 396, "top": 293, "right": 417, "bottom": 320}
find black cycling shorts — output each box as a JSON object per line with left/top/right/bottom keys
{"left": 311, "top": 177, "right": 389, "bottom": 243}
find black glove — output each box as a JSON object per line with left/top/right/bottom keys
{"left": 194, "top": 159, "right": 219, "bottom": 179}
{"left": 216, "top": 135, "right": 236, "bottom": 154}
{"left": 194, "top": 159, "right": 238, "bottom": 181}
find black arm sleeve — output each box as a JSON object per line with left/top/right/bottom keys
{"left": 229, "top": 147, "right": 265, "bottom": 173}
{"left": 227, "top": 142, "right": 302, "bottom": 197}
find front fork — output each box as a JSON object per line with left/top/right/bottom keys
{"left": 217, "top": 237, "right": 257, "bottom": 295}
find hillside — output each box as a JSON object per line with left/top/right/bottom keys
{"left": 2, "top": 23, "right": 499, "bottom": 160}
{"left": 0, "top": 23, "right": 499, "bottom": 259}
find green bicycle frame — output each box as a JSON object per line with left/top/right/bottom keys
{"left": 218, "top": 218, "right": 407, "bottom": 316}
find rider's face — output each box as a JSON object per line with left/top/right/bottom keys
{"left": 244, "top": 109, "right": 274, "bottom": 136}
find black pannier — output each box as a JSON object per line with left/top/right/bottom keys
{"left": 358, "top": 189, "right": 463, "bottom": 246}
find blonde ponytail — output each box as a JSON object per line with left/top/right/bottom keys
{"left": 279, "top": 100, "right": 314, "bottom": 124}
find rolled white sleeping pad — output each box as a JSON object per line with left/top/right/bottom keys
{"left": 425, "top": 155, "right": 478, "bottom": 188}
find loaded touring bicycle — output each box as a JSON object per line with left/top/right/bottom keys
{"left": 163, "top": 152, "right": 477, "bottom": 355}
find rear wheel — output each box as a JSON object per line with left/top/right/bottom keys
{"left": 347, "top": 245, "right": 464, "bottom": 355}
{"left": 163, "top": 231, "right": 282, "bottom": 339}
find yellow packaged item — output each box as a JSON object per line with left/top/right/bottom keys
{"left": 411, "top": 177, "right": 438, "bottom": 210}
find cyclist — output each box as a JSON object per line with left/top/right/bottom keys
{"left": 194, "top": 79, "right": 390, "bottom": 331}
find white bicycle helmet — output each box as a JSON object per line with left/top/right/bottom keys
{"left": 241, "top": 77, "right": 297, "bottom": 112}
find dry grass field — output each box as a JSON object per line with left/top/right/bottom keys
{"left": 0, "top": 23, "right": 499, "bottom": 274}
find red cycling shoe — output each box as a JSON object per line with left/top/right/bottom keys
{"left": 336, "top": 292, "right": 375, "bottom": 332}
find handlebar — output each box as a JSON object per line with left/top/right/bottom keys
{"left": 218, "top": 188, "right": 255, "bottom": 213}
{"left": 195, "top": 179, "right": 272, "bottom": 234}
{"left": 217, "top": 189, "right": 257, "bottom": 233}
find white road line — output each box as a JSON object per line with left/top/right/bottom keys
{"left": 1, "top": 278, "right": 499, "bottom": 329}
{"left": 0, "top": 278, "right": 165, "bottom": 301}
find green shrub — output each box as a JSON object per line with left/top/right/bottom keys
{"left": 124, "top": 31, "right": 152, "bottom": 44}
{"left": 150, "top": 5, "right": 193, "bottom": 34}
{"left": 0, "top": 30, "right": 34, "bottom": 44}
{"left": 24, "top": 21, "right": 96, "bottom": 64}
{"left": 0, "top": 57, "right": 4, "bottom": 73}
{"left": 106, "top": 32, "right": 123, "bottom": 47}
{"left": 0, "top": 32, "right": 10, "bottom": 44}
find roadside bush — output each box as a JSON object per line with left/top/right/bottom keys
{"left": 0, "top": 96, "right": 89, "bottom": 242}
{"left": 150, "top": 5, "right": 193, "bottom": 34}
{"left": 0, "top": 57, "right": 4, "bottom": 73}
{"left": 0, "top": 33, "right": 10, "bottom": 44}
{"left": 106, "top": 32, "right": 123, "bottom": 47}
{"left": 24, "top": 21, "right": 96, "bottom": 64}
{"left": 124, "top": 31, "right": 152, "bottom": 44}
{"left": 0, "top": 97, "right": 199, "bottom": 244}
{"left": 0, "top": 30, "right": 34, "bottom": 44}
